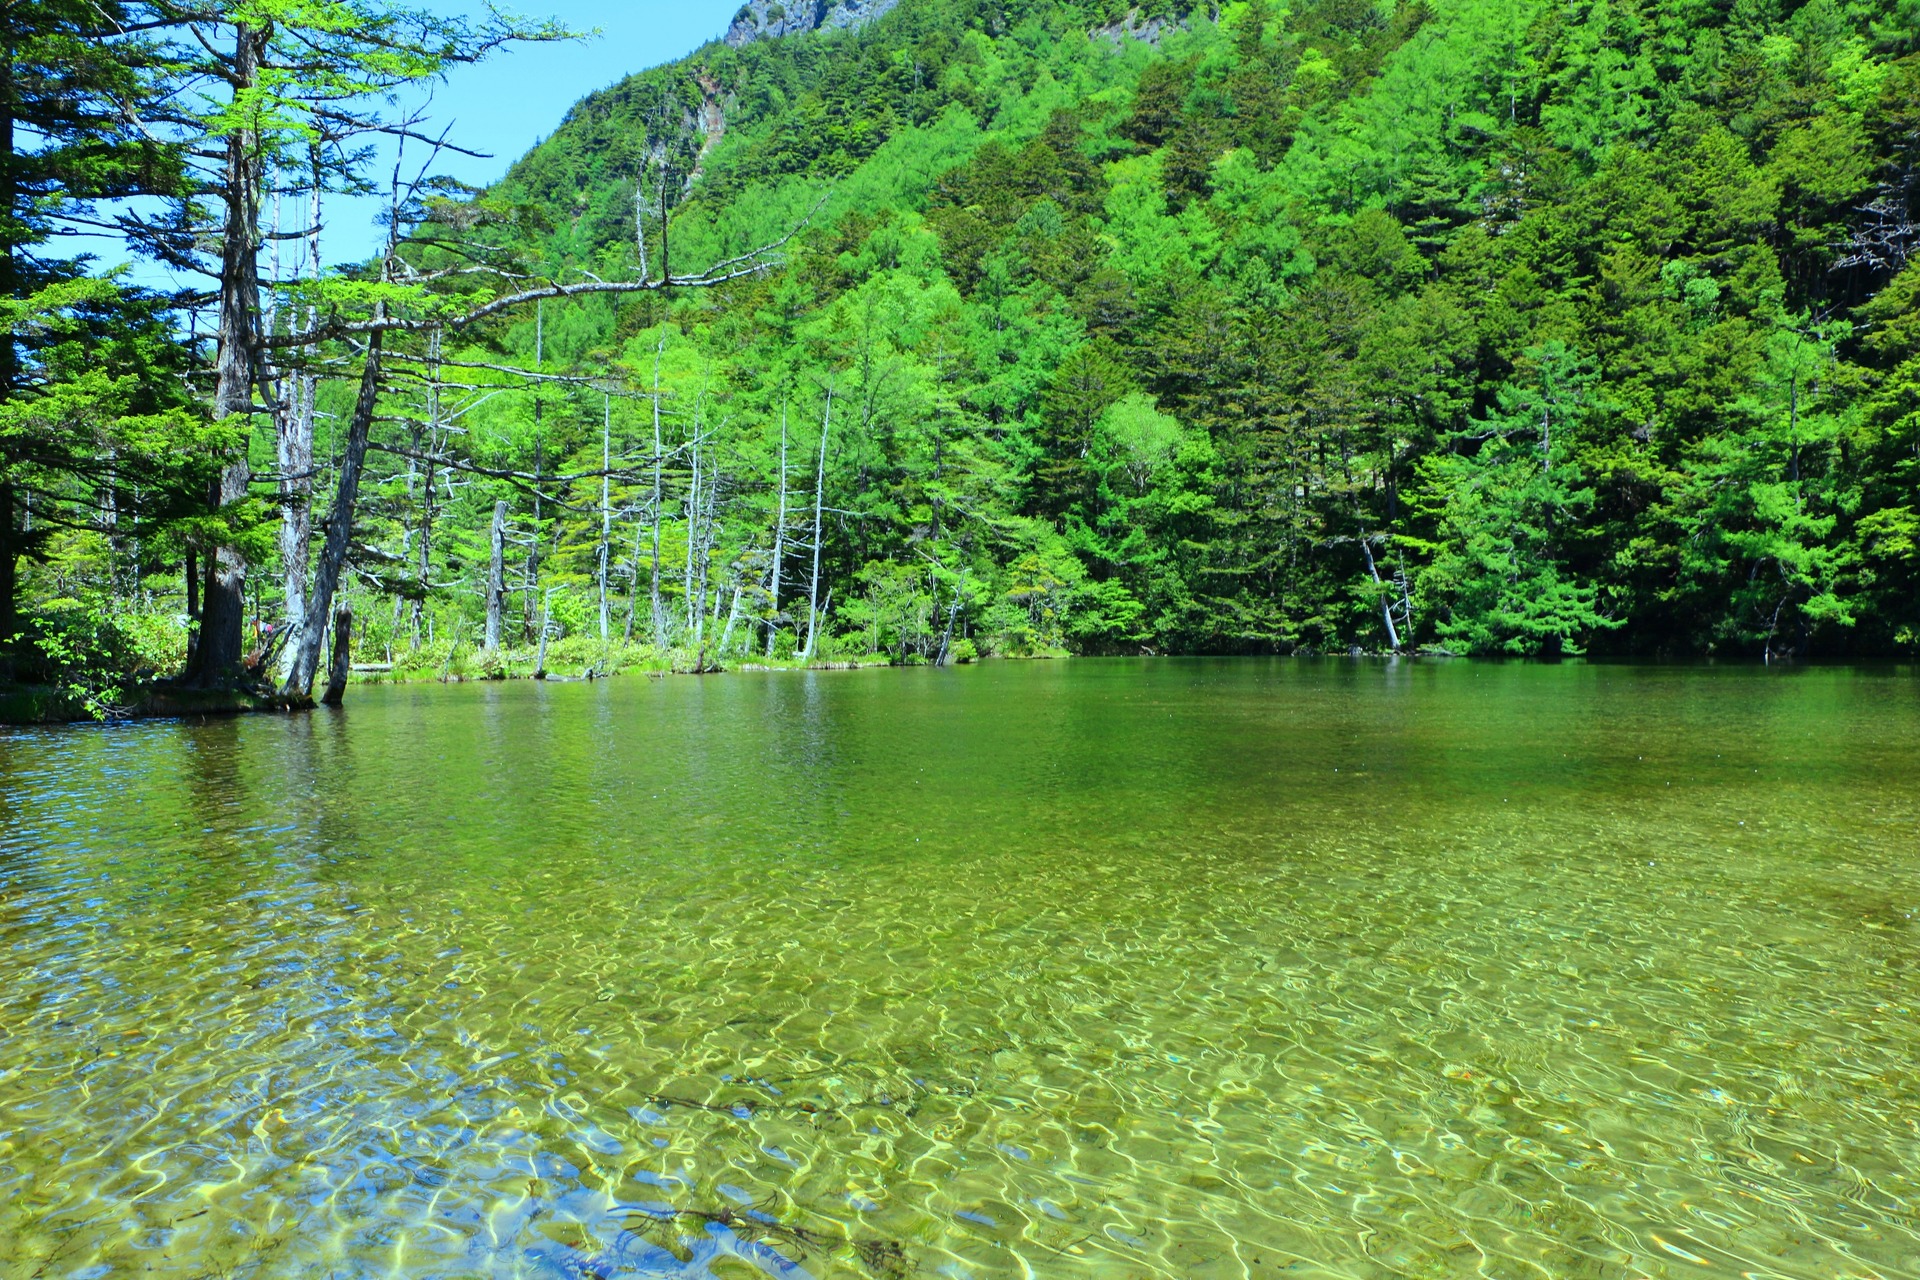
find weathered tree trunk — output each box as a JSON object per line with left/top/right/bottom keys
{"left": 717, "top": 576, "right": 743, "bottom": 655}
{"left": 414, "top": 487, "right": 432, "bottom": 644}
{"left": 598, "top": 391, "right": 612, "bottom": 643}
{"left": 767, "top": 404, "right": 787, "bottom": 657}
{"left": 273, "top": 413, "right": 313, "bottom": 665}
{"left": 273, "top": 175, "right": 321, "bottom": 683}
{"left": 321, "top": 603, "right": 352, "bottom": 706}
{"left": 683, "top": 423, "right": 700, "bottom": 643}
{"left": 185, "top": 24, "right": 268, "bottom": 688}
{"left": 634, "top": 172, "right": 648, "bottom": 282}
{"left": 657, "top": 142, "right": 670, "bottom": 286}
{"left": 411, "top": 329, "right": 442, "bottom": 647}
{"left": 802, "top": 387, "right": 832, "bottom": 661}
{"left": 693, "top": 461, "right": 715, "bottom": 650}
{"left": 485, "top": 498, "right": 507, "bottom": 651}
{"left": 1358, "top": 532, "right": 1400, "bottom": 653}
{"left": 189, "top": 485, "right": 252, "bottom": 686}
{"left": 390, "top": 570, "right": 407, "bottom": 651}
{"left": 1396, "top": 556, "right": 1416, "bottom": 641}
{"left": 534, "top": 588, "right": 552, "bottom": 678}
{"left": 624, "top": 512, "right": 644, "bottom": 642}
{"left": 935, "top": 565, "right": 967, "bottom": 666}
{"left": 523, "top": 301, "right": 544, "bottom": 641}
{"left": 649, "top": 339, "right": 666, "bottom": 647}
{"left": 814, "top": 587, "right": 833, "bottom": 662}
{"left": 282, "top": 326, "right": 384, "bottom": 698}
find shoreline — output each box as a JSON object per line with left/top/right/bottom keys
{"left": 11, "top": 648, "right": 1899, "bottom": 726}
{"left": 0, "top": 683, "right": 303, "bottom": 727}
{"left": 0, "top": 650, "right": 940, "bottom": 726}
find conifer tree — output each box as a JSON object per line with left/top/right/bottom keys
{"left": 1, "top": 2, "right": 189, "bottom": 663}
{"left": 109, "top": 1, "right": 570, "bottom": 686}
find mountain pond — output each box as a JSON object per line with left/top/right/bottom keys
{"left": 2, "top": 659, "right": 1916, "bottom": 1278}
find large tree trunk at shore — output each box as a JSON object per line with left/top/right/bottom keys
{"left": 183, "top": 25, "right": 267, "bottom": 688}
{"left": 188, "top": 507, "right": 248, "bottom": 683}
{"left": 282, "top": 328, "right": 383, "bottom": 699}
{"left": 321, "top": 604, "right": 352, "bottom": 706}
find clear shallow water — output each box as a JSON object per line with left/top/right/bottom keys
{"left": 2, "top": 660, "right": 1918, "bottom": 1280}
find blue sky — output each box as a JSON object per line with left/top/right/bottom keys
{"left": 318, "top": 0, "right": 746, "bottom": 262}
{"left": 95, "top": 1, "right": 743, "bottom": 282}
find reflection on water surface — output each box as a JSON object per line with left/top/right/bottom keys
{"left": 1, "top": 660, "right": 1917, "bottom": 1279}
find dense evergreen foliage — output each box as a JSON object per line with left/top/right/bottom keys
{"left": 0, "top": 1, "right": 216, "bottom": 690}
{"left": 16, "top": 0, "right": 1920, "bottom": 673}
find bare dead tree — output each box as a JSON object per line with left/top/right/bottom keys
{"left": 598, "top": 389, "right": 612, "bottom": 643}
{"left": 268, "top": 150, "right": 804, "bottom": 701}
{"left": 485, "top": 498, "right": 507, "bottom": 650}
{"left": 767, "top": 400, "right": 789, "bottom": 657}
{"left": 648, "top": 333, "right": 669, "bottom": 647}
{"left": 802, "top": 383, "right": 833, "bottom": 661}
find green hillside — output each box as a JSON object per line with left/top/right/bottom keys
{"left": 432, "top": 0, "right": 1919, "bottom": 661}
{"left": 14, "top": 0, "right": 1870, "bottom": 683}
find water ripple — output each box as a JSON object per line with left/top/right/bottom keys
{"left": 1, "top": 661, "right": 1917, "bottom": 1278}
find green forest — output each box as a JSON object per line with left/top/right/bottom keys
{"left": 7, "top": 0, "right": 1920, "bottom": 714}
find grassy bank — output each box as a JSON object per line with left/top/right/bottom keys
{"left": 1, "top": 624, "right": 996, "bottom": 724}
{"left": 347, "top": 633, "right": 978, "bottom": 686}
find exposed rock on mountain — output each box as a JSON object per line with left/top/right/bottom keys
{"left": 724, "top": 0, "right": 900, "bottom": 47}
{"left": 1092, "top": 8, "right": 1183, "bottom": 46}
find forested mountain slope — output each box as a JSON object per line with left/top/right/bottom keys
{"left": 434, "top": 0, "right": 1918, "bottom": 661}
{"left": 724, "top": 0, "right": 903, "bottom": 47}
{"left": 270, "top": 0, "right": 1920, "bottom": 660}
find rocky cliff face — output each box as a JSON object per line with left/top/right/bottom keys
{"left": 723, "top": 0, "right": 901, "bottom": 47}
{"left": 1092, "top": 9, "right": 1184, "bottom": 46}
